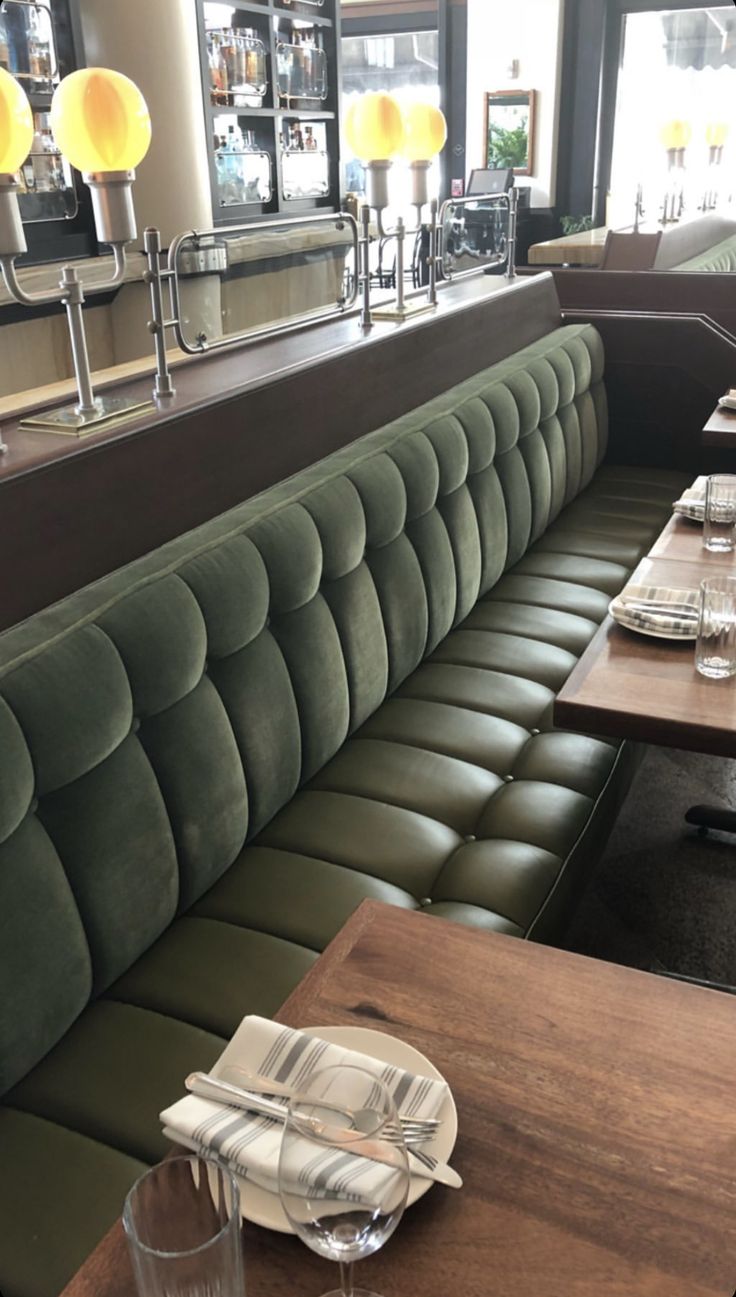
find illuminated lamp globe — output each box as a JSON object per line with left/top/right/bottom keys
{"left": 400, "top": 102, "right": 447, "bottom": 162}
{"left": 345, "top": 92, "right": 404, "bottom": 162}
{"left": 660, "top": 120, "right": 691, "bottom": 152}
{"left": 50, "top": 68, "right": 151, "bottom": 174}
{"left": 0, "top": 67, "right": 33, "bottom": 175}
{"left": 706, "top": 122, "right": 728, "bottom": 149}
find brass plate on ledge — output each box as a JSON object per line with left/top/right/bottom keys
{"left": 20, "top": 395, "right": 155, "bottom": 436}
{"left": 371, "top": 300, "right": 436, "bottom": 322}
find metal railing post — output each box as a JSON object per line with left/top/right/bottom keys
{"left": 144, "top": 227, "right": 176, "bottom": 400}
{"left": 507, "top": 188, "right": 519, "bottom": 280}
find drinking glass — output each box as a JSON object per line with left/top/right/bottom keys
{"left": 703, "top": 474, "right": 736, "bottom": 552}
{"left": 278, "top": 1064, "right": 410, "bottom": 1297}
{"left": 695, "top": 576, "right": 736, "bottom": 679}
{"left": 123, "top": 1156, "right": 244, "bottom": 1297}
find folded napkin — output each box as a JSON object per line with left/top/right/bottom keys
{"left": 610, "top": 582, "right": 699, "bottom": 638}
{"left": 161, "top": 1015, "right": 449, "bottom": 1200}
{"left": 673, "top": 475, "right": 707, "bottom": 522}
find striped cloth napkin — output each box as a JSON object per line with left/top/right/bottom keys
{"left": 609, "top": 582, "right": 699, "bottom": 637}
{"left": 160, "top": 1015, "right": 449, "bottom": 1200}
{"left": 673, "top": 475, "right": 707, "bottom": 522}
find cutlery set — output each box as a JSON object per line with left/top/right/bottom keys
{"left": 185, "top": 1068, "right": 462, "bottom": 1188}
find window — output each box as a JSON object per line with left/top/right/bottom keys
{"left": 341, "top": 30, "right": 440, "bottom": 223}
{"left": 607, "top": 6, "right": 736, "bottom": 229}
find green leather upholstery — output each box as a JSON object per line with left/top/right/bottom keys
{"left": 0, "top": 322, "right": 690, "bottom": 1297}
{"left": 673, "top": 234, "right": 736, "bottom": 272}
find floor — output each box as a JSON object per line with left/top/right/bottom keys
{"left": 564, "top": 747, "right": 736, "bottom": 987}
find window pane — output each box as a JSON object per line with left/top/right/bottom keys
{"left": 608, "top": 7, "right": 736, "bottom": 229}
{"left": 341, "top": 31, "right": 440, "bottom": 222}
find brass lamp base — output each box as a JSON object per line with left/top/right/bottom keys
{"left": 371, "top": 299, "right": 436, "bottom": 322}
{"left": 20, "top": 395, "right": 155, "bottom": 436}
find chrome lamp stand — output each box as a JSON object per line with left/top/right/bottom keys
{"left": 0, "top": 169, "right": 154, "bottom": 434}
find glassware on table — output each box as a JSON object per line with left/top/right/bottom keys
{"left": 695, "top": 576, "right": 736, "bottom": 679}
{"left": 278, "top": 1064, "right": 410, "bottom": 1297}
{"left": 123, "top": 1156, "right": 245, "bottom": 1297}
{"left": 703, "top": 474, "right": 736, "bottom": 553}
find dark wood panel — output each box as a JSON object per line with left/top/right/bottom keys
{"left": 703, "top": 404, "right": 736, "bottom": 448}
{"left": 0, "top": 275, "right": 561, "bottom": 630}
{"left": 549, "top": 268, "right": 736, "bottom": 474}
{"left": 553, "top": 267, "right": 736, "bottom": 339}
{"left": 61, "top": 901, "right": 736, "bottom": 1297}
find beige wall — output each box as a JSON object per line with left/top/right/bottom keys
{"left": 466, "top": 0, "right": 565, "bottom": 209}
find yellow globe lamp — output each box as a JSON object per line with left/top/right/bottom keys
{"left": 50, "top": 68, "right": 151, "bottom": 174}
{"left": 660, "top": 120, "right": 691, "bottom": 153}
{"left": 0, "top": 67, "right": 33, "bottom": 257}
{"left": 399, "top": 101, "right": 447, "bottom": 211}
{"left": 51, "top": 68, "right": 151, "bottom": 246}
{"left": 345, "top": 92, "right": 404, "bottom": 162}
{"left": 345, "top": 92, "right": 404, "bottom": 211}
{"left": 0, "top": 67, "right": 33, "bottom": 176}
{"left": 706, "top": 122, "right": 728, "bottom": 150}
{"left": 400, "top": 102, "right": 447, "bottom": 163}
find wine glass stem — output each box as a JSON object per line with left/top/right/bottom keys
{"left": 339, "top": 1260, "right": 354, "bottom": 1297}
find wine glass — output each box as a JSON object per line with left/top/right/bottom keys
{"left": 278, "top": 1063, "right": 410, "bottom": 1297}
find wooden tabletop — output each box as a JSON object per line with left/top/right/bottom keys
{"left": 62, "top": 900, "right": 736, "bottom": 1297}
{"left": 527, "top": 226, "right": 610, "bottom": 267}
{"left": 555, "top": 514, "right": 736, "bottom": 755}
{"left": 703, "top": 403, "right": 736, "bottom": 448}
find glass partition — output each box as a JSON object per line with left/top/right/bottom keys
{"left": 170, "top": 214, "right": 358, "bottom": 352}
{"left": 439, "top": 195, "right": 511, "bottom": 279}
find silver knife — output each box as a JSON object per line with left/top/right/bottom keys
{"left": 185, "top": 1072, "right": 462, "bottom": 1189}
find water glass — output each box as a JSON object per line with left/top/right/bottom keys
{"left": 123, "top": 1157, "right": 244, "bottom": 1297}
{"left": 695, "top": 576, "right": 736, "bottom": 679}
{"left": 703, "top": 474, "right": 736, "bottom": 552}
{"left": 278, "top": 1064, "right": 410, "bottom": 1297}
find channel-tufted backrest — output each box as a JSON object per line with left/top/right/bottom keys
{"left": 0, "top": 322, "right": 606, "bottom": 1093}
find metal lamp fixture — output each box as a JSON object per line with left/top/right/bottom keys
{"left": 346, "top": 92, "right": 446, "bottom": 323}
{"left": 660, "top": 119, "right": 691, "bottom": 224}
{"left": 0, "top": 65, "right": 155, "bottom": 434}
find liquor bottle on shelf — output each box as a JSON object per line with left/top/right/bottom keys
{"left": 27, "top": 5, "right": 52, "bottom": 91}
{"left": 277, "top": 26, "right": 327, "bottom": 104}
{"left": 208, "top": 30, "right": 229, "bottom": 105}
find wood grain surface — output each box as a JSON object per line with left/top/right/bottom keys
{"left": 556, "top": 515, "right": 736, "bottom": 755}
{"left": 61, "top": 901, "right": 736, "bottom": 1297}
{"left": 703, "top": 404, "right": 736, "bottom": 448}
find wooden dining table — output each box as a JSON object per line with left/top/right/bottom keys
{"left": 61, "top": 900, "right": 736, "bottom": 1297}
{"left": 555, "top": 510, "right": 736, "bottom": 757}
{"left": 527, "top": 226, "right": 610, "bottom": 267}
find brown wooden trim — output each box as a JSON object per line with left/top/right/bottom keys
{"left": 703, "top": 404, "right": 736, "bottom": 448}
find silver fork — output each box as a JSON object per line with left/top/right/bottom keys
{"left": 186, "top": 1071, "right": 441, "bottom": 1145}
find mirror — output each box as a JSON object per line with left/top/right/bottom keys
{"left": 484, "top": 90, "right": 536, "bottom": 177}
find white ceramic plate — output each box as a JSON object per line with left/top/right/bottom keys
{"left": 236, "top": 1024, "right": 458, "bottom": 1233}
{"left": 608, "top": 600, "right": 697, "bottom": 641}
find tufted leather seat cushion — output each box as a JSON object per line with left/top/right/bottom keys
{"left": 0, "top": 321, "right": 689, "bottom": 1297}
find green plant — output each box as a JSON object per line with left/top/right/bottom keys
{"left": 487, "top": 123, "right": 528, "bottom": 170}
{"left": 559, "top": 214, "right": 594, "bottom": 236}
